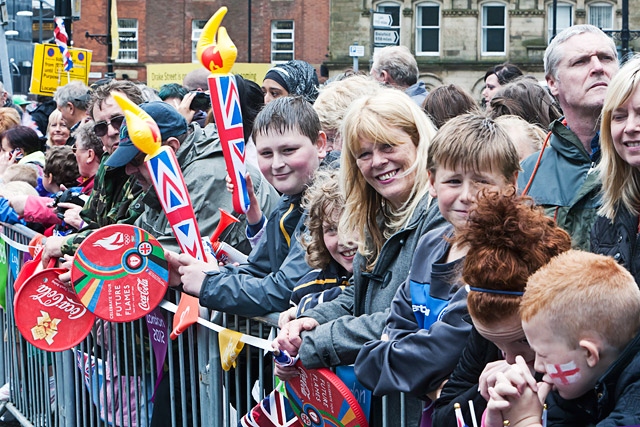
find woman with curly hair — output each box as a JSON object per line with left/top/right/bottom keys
{"left": 432, "top": 189, "right": 571, "bottom": 426}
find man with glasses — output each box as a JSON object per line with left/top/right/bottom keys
{"left": 42, "top": 80, "right": 147, "bottom": 264}
{"left": 53, "top": 81, "right": 91, "bottom": 145}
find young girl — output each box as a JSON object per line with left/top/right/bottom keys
{"left": 241, "top": 169, "right": 356, "bottom": 427}
{"left": 591, "top": 54, "right": 640, "bottom": 285}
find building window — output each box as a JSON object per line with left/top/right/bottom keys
{"left": 547, "top": 3, "right": 573, "bottom": 41}
{"left": 416, "top": 2, "right": 440, "bottom": 55}
{"left": 482, "top": 3, "right": 506, "bottom": 55}
{"left": 589, "top": 3, "right": 613, "bottom": 30}
{"left": 271, "top": 20, "right": 294, "bottom": 63}
{"left": 192, "top": 20, "right": 207, "bottom": 63}
{"left": 117, "top": 19, "right": 138, "bottom": 63}
{"left": 374, "top": 2, "right": 401, "bottom": 48}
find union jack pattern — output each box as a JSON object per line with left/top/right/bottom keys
{"left": 209, "top": 75, "right": 250, "bottom": 214}
{"left": 54, "top": 17, "right": 73, "bottom": 71}
{"left": 240, "top": 390, "right": 301, "bottom": 427}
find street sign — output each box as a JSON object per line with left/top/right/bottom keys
{"left": 349, "top": 45, "right": 365, "bottom": 57}
{"left": 374, "top": 30, "right": 399, "bottom": 45}
{"left": 30, "top": 43, "right": 92, "bottom": 96}
{"left": 373, "top": 12, "right": 393, "bottom": 28}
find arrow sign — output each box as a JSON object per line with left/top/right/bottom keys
{"left": 374, "top": 30, "right": 399, "bottom": 45}
{"left": 373, "top": 12, "right": 393, "bottom": 28}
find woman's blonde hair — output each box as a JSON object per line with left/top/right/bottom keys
{"left": 339, "top": 88, "right": 436, "bottom": 269}
{"left": 46, "top": 109, "right": 67, "bottom": 147}
{"left": 599, "top": 54, "right": 640, "bottom": 219}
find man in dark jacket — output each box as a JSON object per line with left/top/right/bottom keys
{"left": 518, "top": 25, "right": 619, "bottom": 250}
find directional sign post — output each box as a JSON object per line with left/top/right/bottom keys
{"left": 373, "top": 13, "right": 393, "bottom": 28}
{"left": 372, "top": 12, "right": 399, "bottom": 47}
{"left": 374, "top": 30, "right": 400, "bottom": 45}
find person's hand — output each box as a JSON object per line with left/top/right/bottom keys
{"left": 41, "top": 235, "right": 67, "bottom": 267}
{"left": 227, "top": 173, "right": 262, "bottom": 225}
{"left": 479, "top": 360, "right": 513, "bottom": 400}
{"left": 57, "top": 254, "right": 74, "bottom": 284}
{"left": 274, "top": 363, "right": 299, "bottom": 381}
{"left": 4, "top": 195, "right": 28, "bottom": 215}
{"left": 0, "top": 149, "right": 19, "bottom": 170}
{"left": 176, "top": 92, "right": 196, "bottom": 124}
{"left": 164, "top": 250, "right": 219, "bottom": 296}
{"left": 278, "top": 307, "right": 297, "bottom": 329}
{"left": 274, "top": 318, "right": 319, "bottom": 357}
{"left": 59, "top": 203, "right": 84, "bottom": 228}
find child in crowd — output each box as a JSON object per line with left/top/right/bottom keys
{"left": 432, "top": 189, "right": 571, "bottom": 426}
{"left": 485, "top": 250, "right": 640, "bottom": 426}
{"left": 1, "top": 164, "right": 37, "bottom": 188}
{"left": 592, "top": 54, "right": 640, "bottom": 285}
{"left": 241, "top": 168, "right": 356, "bottom": 427}
{"left": 354, "top": 114, "right": 520, "bottom": 423}
{"left": 166, "top": 95, "right": 327, "bottom": 316}
{"left": 494, "top": 115, "right": 546, "bottom": 161}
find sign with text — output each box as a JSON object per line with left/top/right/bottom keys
{"left": 30, "top": 43, "right": 92, "bottom": 96}
{"left": 146, "top": 62, "right": 272, "bottom": 89}
{"left": 349, "top": 45, "right": 365, "bottom": 57}
{"left": 374, "top": 29, "right": 400, "bottom": 45}
{"left": 373, "top": 12, "right": 393, "bottom": 28}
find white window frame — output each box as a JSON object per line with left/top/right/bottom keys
{"left": 481, "top": 2, "right": 507, "bottom": 56}
{"left": 547, "top": 2, "right": 573, "bottom": 42}
{"left": 375, "top": 1, "right": 401, "bottom": 48}
{"left": 416, "top": 2, "right": 440, "bottom": 56}
{"left": 270, "top": 20, "right": 294, "bottom": 64}
{"left": 116, "top": 18, "right": 138, "bottom": 63}
{"left": 588, "top": 2, "right": 613, "bottom": 31}
{"left": 192, "top": 20, "right": 207, "bottom": 63}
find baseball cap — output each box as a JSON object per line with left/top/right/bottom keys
{"left": 105, "top": 101, "right": 188, "bottom": 168}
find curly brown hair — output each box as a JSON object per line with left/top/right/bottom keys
{"left": 300, "top": 168, "right": 345, "bottom": 269}
{"left": 44, "top": 146, "right": 80, "bottom": 189}
{"left": 454, "top": 187, "right": 571, "bottom": 326}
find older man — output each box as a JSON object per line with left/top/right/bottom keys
{"left": 54, "top": 81, "right": 91, "bottom": 140}
{"left": 370, "top": 45, "right": 427, "bottom": 105}
{"left": 518, "top": 25, "right": 619, "bottom": 250}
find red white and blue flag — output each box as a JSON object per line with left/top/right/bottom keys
{"left": 54, "top": 17, "right": 73, "bottom": 72}
{"left": 208, "top": 75, "right": 250, "bottom": 214}
{"left": 240, "top": 390, "right": 301, "bottom": 427}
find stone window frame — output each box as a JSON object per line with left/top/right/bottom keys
{"left": 480, "top": 1, "right": 507, "bottom": 56}
{"left": 271, "top": 20, "right": 295, "bottom": 64}
{"left": 116, "top": 18, "right": 138, "bottom": 63}
{"left": 415, "top": 1, "right": 441, "bottom": 56}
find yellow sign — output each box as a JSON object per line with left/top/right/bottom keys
{"left": 146, "top": 62, "right": 273, "bottom": 89}
{"left": 30, "top": 43, "right": 92, "bottom": 96}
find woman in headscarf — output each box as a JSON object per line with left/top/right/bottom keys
{"left": 262, "top": 59, "right": 320, "bottom": 104}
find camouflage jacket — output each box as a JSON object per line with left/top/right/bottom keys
{"left": 61, "top": 153, "right": 145, "bottom": 255}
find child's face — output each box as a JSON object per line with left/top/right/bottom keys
{"left": 610, "top": 83, "right": 640, "bottom": 169}
{"left": 355, "top": 128, "right": 417, "bottom": 209}
{"left": 322, "top": 211, "right": 357, "bottom": 273}
{"left": 256, "top": 130, "right": 326, "bottom": 196}
{"left": 523, "top": 316, "right": 595, "bottom": 400}
{"left": 473, "top": 313, "right": 535, "bottom": 366}
{"left": 429, "top": 165, "right": 516, "bottom": 230}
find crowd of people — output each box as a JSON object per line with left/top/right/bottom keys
{"left": 1, "top": 22, "right": 640, "bottom": 427}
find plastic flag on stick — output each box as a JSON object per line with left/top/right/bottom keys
{"left": 54, "top": 17, "right": 73, "bottom": 72}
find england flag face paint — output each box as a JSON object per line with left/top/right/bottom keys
{"left": 545, "top": 361, "right": 581, "bottom": 386}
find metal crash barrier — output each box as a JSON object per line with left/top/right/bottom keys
{"left": 0, "top": 223, "right": 408, "bottom": 427}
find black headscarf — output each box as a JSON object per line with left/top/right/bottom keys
{"left": 264, "top": 60, "right": 319, "bottom": 104}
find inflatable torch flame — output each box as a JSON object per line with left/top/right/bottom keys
{"left": 197, "top": 6, "right": 251, "bottom": 214}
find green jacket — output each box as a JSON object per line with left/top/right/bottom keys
{"left": 518, "top": 119, "right": 601, "bottom": 250}
{"left": 61, "top": 153, "right": 144, "bottom": 255}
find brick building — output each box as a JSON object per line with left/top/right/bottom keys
{"left": 72, "top": 0, "right": 330, "bottom": 84}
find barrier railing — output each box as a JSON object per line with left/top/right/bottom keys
{"left": 0, "top": 223, "right": 410, "bottom": 427}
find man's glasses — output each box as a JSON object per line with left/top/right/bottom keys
{"left": 93, "top": 115, "right": 125, "bottom": 137}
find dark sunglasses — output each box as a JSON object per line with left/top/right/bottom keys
{"left": 93, "top": 115, "right": 125, "bottom": 137}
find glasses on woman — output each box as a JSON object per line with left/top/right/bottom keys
{"left": 93, "top": 115, "right": 125, "bottom": 137}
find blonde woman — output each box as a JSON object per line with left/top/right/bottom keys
{"left": 276, "top": 88, "right": 445, "bottom": 427}
{"left": 46, "top": 109, "right": 70, "bottom": 146}
{"left": 592, "top": 54, "right": 640, "bottom": 285}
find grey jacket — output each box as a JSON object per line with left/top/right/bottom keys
{"left": 298, "top": 194, "right": 445, "bottom": 427}
{"left": 135, "top": 122, "right": 279, "bottom": 254}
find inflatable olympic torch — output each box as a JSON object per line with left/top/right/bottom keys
{"left": 112, "top": 92, "right": 205, "bottom": 340}
{"left": 197, "top": 6, "right": 250, "bottom": 214}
